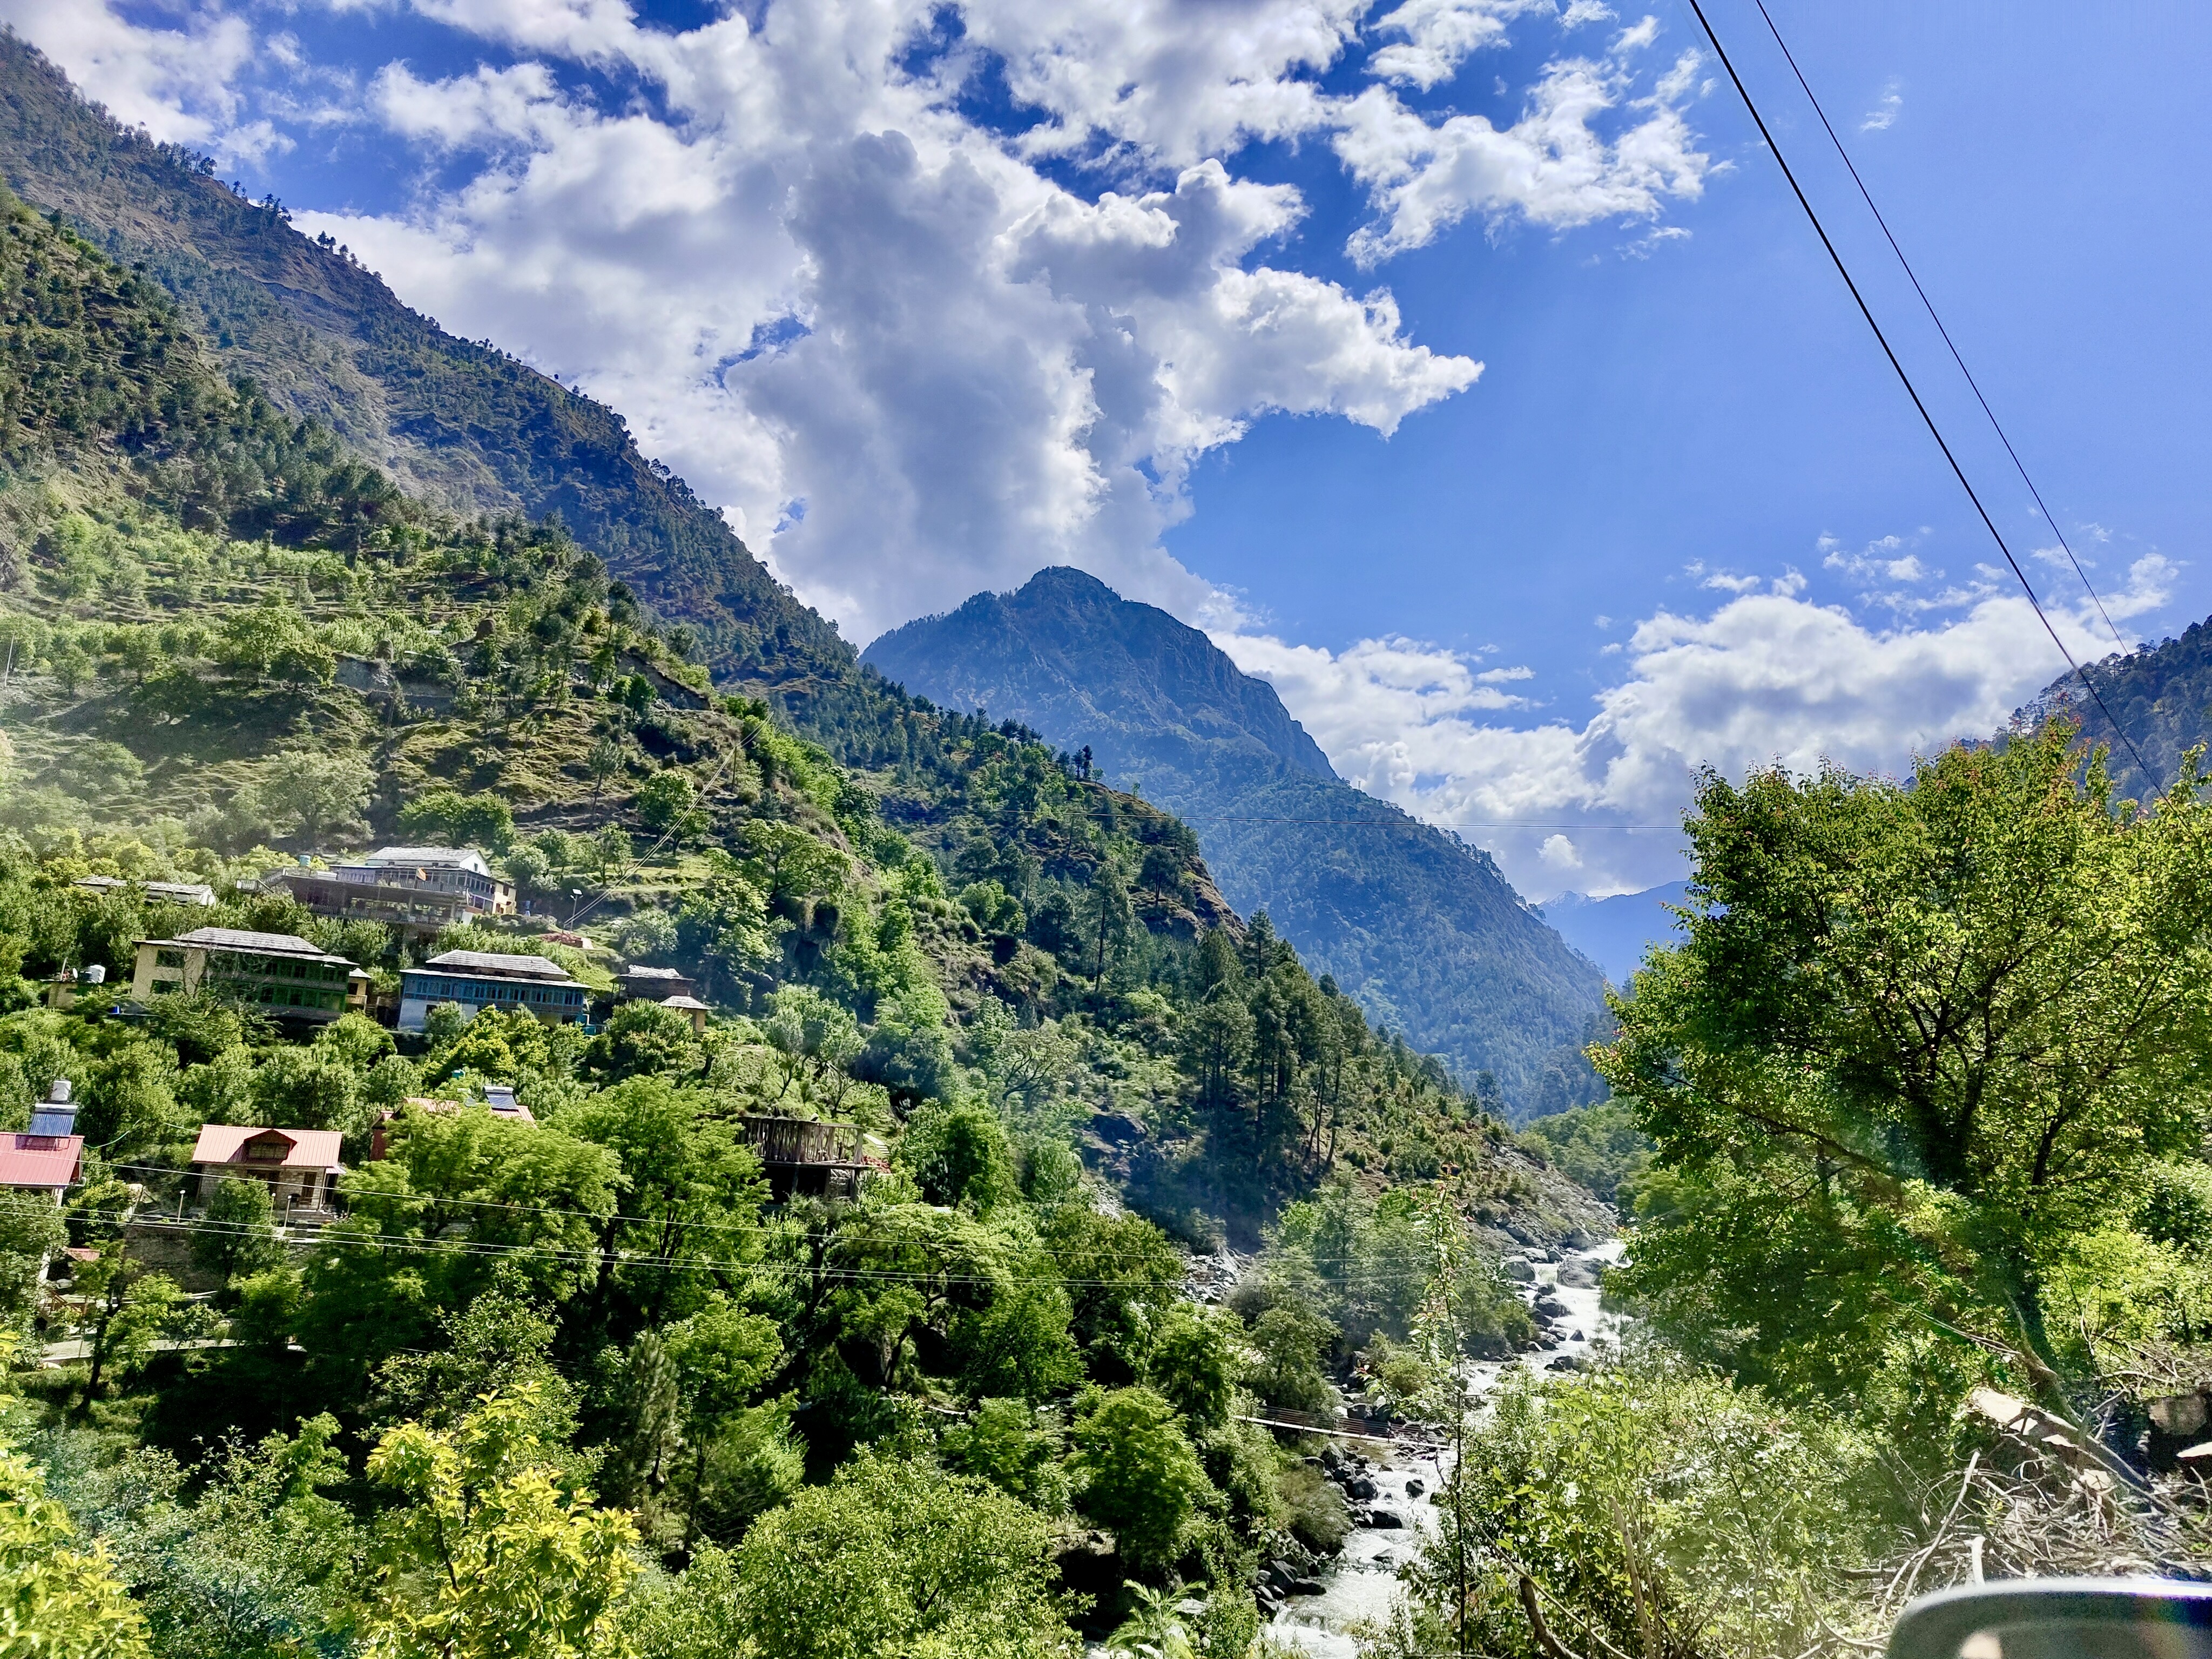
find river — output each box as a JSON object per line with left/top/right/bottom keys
{"left": 1261, "top": 1237, "right": 1628, "bottom": 1658}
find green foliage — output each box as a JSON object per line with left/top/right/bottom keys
{"left": 1519, "top": 1098, "right": 1650, "bottom": 1207}
{"left": 0, "top": 1189, "right": 64, "bottom": 1332}
{"left": 192, "top": 1177, "right": 284, "bottom": 1285}
{"left": 1601, "top": 728, "right": 2212, "bottom": 1424}
{"left": 397, "top": 790, "right": 514, "bottom": 854}
{"left": 938, "top": 1397, "right": 1067, "bottom": 1510}
{"left": 1142, "top": 1304, "right": 1237, "bottom": 1431}
{"left": 896, "top": 1100, "right": 1020, "bottom": 1212}
{"left": 1069, "top": 1386, "right": 1210, "bottom": 1577}
{"left": 1400, "top": 1351, "right": 1880, "bottom": 1659}
{"left": 362, "top": 1387, "right": 639, "bottom": 1659}
{"left": 0, "top": 1421, "right": 149, "bottom": 1658}
{"left": 1242, "top": 1305, "right": 1335, "bottom": 1417}
{"left": 726, "top": 1452, "right": 1077, "bottom": 1659}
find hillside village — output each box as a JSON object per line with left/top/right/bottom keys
{"left": 1, "top": 25, "right": 2211, "bottom": 1659}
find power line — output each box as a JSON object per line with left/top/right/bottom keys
{"left": 88, "top": 1210, "right": 1512, "bottom": 1287}
{"left": 99, "top": 1163, "right": 1531, "bottom": 1272}
{"left": 1678, "top": 0, "right": 2157, "bottom": 785}
{"left": 1745, "top": 0, "right": 2129, "bottom": 658}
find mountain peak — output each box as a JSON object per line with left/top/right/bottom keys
{"left": 863, "top": 567, "right": 1606, "bottom": 1109}
{"left": 868, "top": 567, "right": 1337, "bottom": 790}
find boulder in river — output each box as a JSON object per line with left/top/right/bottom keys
{"left": 1368, "top": 1509, "right": 1405, "bottom": 1529}
{"left": 1345, "top": 1475, "right": 1378, "bottom": 1501}
{"left": 1405, "top": 1478, "right": 1425, "bottom": 1496}
{"left": 1503, "top": 1256, "right": 1536, "bottom": 1283}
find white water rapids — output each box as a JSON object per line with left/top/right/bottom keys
{"left": 1263, "top": 1237, "right": 1628, "bottom": 1658}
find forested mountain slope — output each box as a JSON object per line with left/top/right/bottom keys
{"left": 0, "top": 31, "right": 859, "bottom": 702}
{"left": 0, "top": 185, "right": 1610, "bottom": 1650}
{"left": 866, "top": 568, "right": 1608, "bottom": 1113}
{"left": 2012, "top": 618, "right": 2212, "bottom": 802}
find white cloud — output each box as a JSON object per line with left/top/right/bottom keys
{"left": 1861, "top": 78, "right": 1903, "bottom": 132}
{"left": 1335, "top": 39, "right": 1709, "bottom": 264}
{"left": 1367, "top": 0, "right": 1545, "bottom": 91}
{"left": 3, "top": 0, "right": 268, "bottom": 158}
{"left": 23, "top": 0, "right": 1714, "bottom": 664}
{"left": 1219, "top": 554, "right": 2179, "bottom": 898}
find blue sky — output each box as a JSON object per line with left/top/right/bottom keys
{"left": 15, "top": 0, "right": 2206, "bottom": 896}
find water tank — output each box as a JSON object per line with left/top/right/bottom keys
{"left": 82, "top": 965, "right": 105, "bottom": 986}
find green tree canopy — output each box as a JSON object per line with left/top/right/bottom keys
{"left": 727, "top": 1452, "right": 1075, "bottom": 1659}
{"left": 1601, "top": 726, "right": 2212, "bottom": 1418}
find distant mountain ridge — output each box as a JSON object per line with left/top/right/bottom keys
{"left": 1542, "top": 882, "right": 1691, "bottom": 988}
{"left": 0, "top": 30, "right": 854, "bottom": 702}
{"left": 866, "top": 568, "right": 1609, "bottom": 1111}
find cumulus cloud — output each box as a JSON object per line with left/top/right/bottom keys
{"left": 23, "top": 0, "right": 1710, "bottom": 643}
{"left": 3, "top": 0, "right": 272, "bottom": 157}
{"left": 1219, "top": 554, "right": 2179, "bottom": 898}
{"left": 1366, "top": 0, "right": 1546, "bottom": 91}
{"left": 1335, "top": 40, "right": 1710, "bottom": 264}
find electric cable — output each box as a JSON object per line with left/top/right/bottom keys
{"left": 1747, "top": 0, "right": 2129, "bottom": 658}
{"left": 1677, "top": 0, "right": 2157, "bottom": 785}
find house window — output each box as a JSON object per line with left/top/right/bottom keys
{"left": 154, "top": 949, "right": 184, "bottom": 969}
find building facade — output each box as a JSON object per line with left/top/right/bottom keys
{"left": 190, "top": 1124, "right": 343, "bottom": 1215}
{"left": 263, "top": 846, "right": 514, "bottom": 941}
{"left": 130, "top": 927, "right": 369, "bottom": 1024}
{"left": 397, "top": 949, "right": 588, "bottom": 1033}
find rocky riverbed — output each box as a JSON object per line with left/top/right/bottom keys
{"left": 1259, "top": 1235, "right": 1627, "bottom": 1658}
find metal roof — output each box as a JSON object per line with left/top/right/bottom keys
{"left": 660, "top": 995, "right": 710, "bottom": 1010}
{"left": 147, "top": 927, "right": 351, "bottom": 962}
{"left": 420, "top": 949, "right": 575, "bottom": 981}
{"left": 0, "top": 1134, "right": 80, "bottom": 1189}
{"left": 359, "top": 846, "right": 493, "bottom": 875}
{"left": 190, "top": 1124, "right": 345, "bottom": 1169}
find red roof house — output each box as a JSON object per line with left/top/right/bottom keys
{"left": 0, "top": 1081, "right": 84, "bottom": 1202}
{"left": 190, "top": 1125, "right": 345, "bottom": 1215}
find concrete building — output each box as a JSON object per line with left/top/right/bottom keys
{"left": 190, "top": 1124, "right": 343, "bottom": 1216}
{"left": 131, "top": 927, "right": 370, "bottom": 1024}
{"left": 262, "top": 846, "right": 514, "bottom": 941}
{"left": 397, "top": 949, "right": 588, "bottom": 1033}
{"left": 0, "top": 1081, "right": 83, "bottom": 1204}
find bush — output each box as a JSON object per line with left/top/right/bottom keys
{"left": 1069, "top": 1386, "right": 1211, "bottom": 1577}
{"left": 611, "top": 909, "right": 679, "bottom": 962}
{"left": 729, "top": 1452, "right": 1073, "bottom": 1658}
{"left": 1274, "top": 1459, "right": 1350, "bottom": 1555}
{"left": 896, "top": 1100, "right": 1020, "bottom": 1213}
{"left": 1243, "top": 1305, "right": 1334, "bottom": 1417}
{"left": 397, "top": 790, "right": 514, "bottom": 854}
